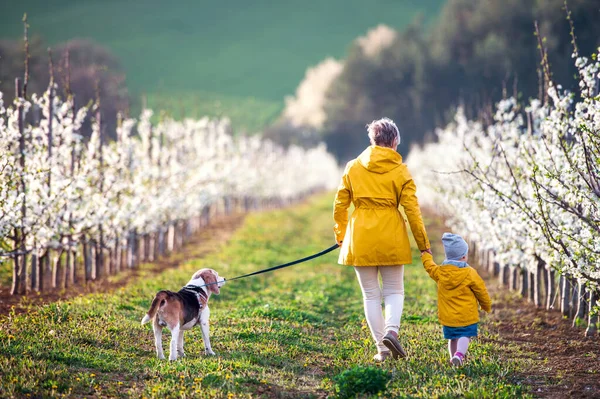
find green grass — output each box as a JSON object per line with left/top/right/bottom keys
{"left": 0, "top": 194, "right": 531, "bottom": 398}
{"left": 1, "top": 0, "right": 446, "bottom": 131}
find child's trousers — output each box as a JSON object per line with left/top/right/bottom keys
{"left": 354, "top": 265, "right": 405, "bottom": 353}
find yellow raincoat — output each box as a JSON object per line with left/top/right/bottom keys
{"left": 421, "top": 253, "right": 492, "bottom": 327}
{"left": 333, "top": 145, "right": 430, "bottom": 266}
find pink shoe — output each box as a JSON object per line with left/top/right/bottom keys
{"left": 451, "top": 352, "right": 465, "bottom": 367}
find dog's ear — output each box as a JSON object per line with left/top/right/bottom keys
{"left": 192, "top": 269, "right": 203, "bottom": 280}
{"left": 201, "top": 270, "right": 220, "bottom": 295}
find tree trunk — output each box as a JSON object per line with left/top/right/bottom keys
{"left": 127, "top": 231, "right": 135, "bottom": 269}
{"left": 528, "top": 270, "right": 535, "bottom": 303}
{"left": 13, "top": 78, "right": 28, "bottom": 296}
{"left": 38, "top": 252, "right": 47, "bottom": 292}
{"left": 136, "top": 233, "right": 143, "bottom": 266}
{"left": 510, "top": 266, "right": 518, "bottom": 291}
{"left": 97, "top": 232, "right": 104, "bottom": 279}
{"left": 53, "top": 251, "right": 64, "bottom": 289}
{"left": 560, "top": 275, "right": 571, "bottom": 318}
{"left": 520, "top": 268, "right": 529, "bottom": 298}
{"left": 153, "top": 231, "right": 160, "bottom": 261}
{"left": 114, "top": 239, "right": 121, "bottom": 273}
{"left": 145, "top": 233, "right": 151, "bottom": 262}
{"left": 573, "top": 281, "right": 587, "bottom": 328}
{"left": 534, "top": 262, "right": 543, "bottom": 308}
{"left": 120, "top": 247, "right": 126, "bottom": 272}
{"left": 167, "top": 224, "right": 175, "bottom": 253}
{"left": 585, "top": 289, "right": 598, "bottom": 337}
{"left": 64, "top": 245, "right": 71, "bottom": 289}
{"left": 148, "top": 233, "right": 154, "bottom": 262}
{"left": 83, "top": 240, "right": 92, "bottom": 282}
{"left": 546, "top": 268, "right": 556, "bottom": 310}
{"left": 493, "top": 260, "right": 500, "bottom": 277}
{"left": 70, "top": 244, "right": 77, "bottom": 285}
{"left": 139, "top": 234, "right": 146, "bottom": 263}
{"left": 11, "top": 253, "right": 22, "bottom": 295}
{"left": 31, "top": 253, "right": 37, "bottom": 292}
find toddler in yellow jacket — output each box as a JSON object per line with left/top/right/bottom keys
{"left": 421, "top": 233, "right": 491, "bottom": 366}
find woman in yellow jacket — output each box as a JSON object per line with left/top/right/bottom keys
{"left": 333, "top": 117, "right": 431, "bottom": 362}
{"left": 421, "top": 233, "right": 492, "bottom": 366}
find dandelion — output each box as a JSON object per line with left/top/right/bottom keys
{"left": 90, "top": 373, "right": 96, "bottom": 378}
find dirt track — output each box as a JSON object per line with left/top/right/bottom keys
{"left": 485, "top": 283, "right": 600, "bottom": 398}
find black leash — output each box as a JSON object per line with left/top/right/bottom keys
{"left": 188, "top": 243, "right": 339, "bottom": 289}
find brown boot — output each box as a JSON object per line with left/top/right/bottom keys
{"left": 382, "top": 331, "right": 407, "bottom": 359}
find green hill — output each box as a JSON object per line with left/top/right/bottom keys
{"left": 0, "top": 0, "right": 446, "bottom": 131}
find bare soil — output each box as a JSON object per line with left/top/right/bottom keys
{"left": 485, "top": 281, "right": 600, "bottom": 398}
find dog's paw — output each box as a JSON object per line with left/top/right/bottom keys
{"left": 177, "top": 351, "right": 186, "bottom": 358}
{"left": 169, "top": 355, "right": 178, "bottom": 361}
{"left": 205, "top": 349, "right": 216, "bottom": 356}
{"left": 158, "top": 354, "right": 166, "bottom": 360}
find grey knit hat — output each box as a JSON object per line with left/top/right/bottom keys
{"left": 442, "top": 232, "right": 468, "bottom": 261}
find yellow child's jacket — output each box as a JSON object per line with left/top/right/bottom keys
{"left": 333, "top": 146, "right": 430, "bottom": 266}
{"left": 421, "top": 253, "right": 492, "bottom": 327}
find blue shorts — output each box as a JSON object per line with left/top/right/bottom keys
{"left": 443, "top": 323, "right": 478, "bottom": 339}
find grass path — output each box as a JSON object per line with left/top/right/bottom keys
{"left": 0, "top": 194, "right": 530, "bottom": 398}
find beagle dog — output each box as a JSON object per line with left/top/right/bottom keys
{"left": 141, "top": 268, "right": 225, "bottom": 360}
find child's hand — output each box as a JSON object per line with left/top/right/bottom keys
{"left": 421, "top": 248, "right": 432, "bottom": 255}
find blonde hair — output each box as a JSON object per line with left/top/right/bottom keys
{"left": 366, "top": 117, "right": 400, "bottom": 147}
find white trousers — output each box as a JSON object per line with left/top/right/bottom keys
{"left": 354, "top": 265, "right": 405, "bottom": 353}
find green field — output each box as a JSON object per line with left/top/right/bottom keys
{"left": 0, "top": 194, "right": 530, "bottom": 398}
{"left": 0, "top": 0, "right": 446, "bottom": 131}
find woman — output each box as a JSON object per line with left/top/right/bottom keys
{"left": 333, "top": 117, "right": 431, "bottom": 362}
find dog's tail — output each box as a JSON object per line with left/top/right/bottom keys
{"left": 141, "top": 291, "right": 169, "bottom": 325}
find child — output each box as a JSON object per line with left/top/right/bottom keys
{"left": 421, "top": 233, "right": 491, "bottom": 366}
